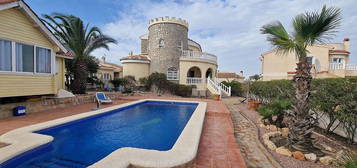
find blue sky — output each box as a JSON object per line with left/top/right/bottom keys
{"left": 26, "top": 0, "right": 357, "bottom": 77}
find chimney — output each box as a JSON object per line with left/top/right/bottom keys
{"left": 239, "top": 71, "right": 244, "bottom": 77}
{"left": 343, "top": 38, "right": 350, "bottom": 52}
{"left": 101, "top": 56, "right": 106, "bottom": 63}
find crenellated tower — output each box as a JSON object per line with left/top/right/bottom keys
{"left": 147, "top": 16, "right": 189, "bottom": 78}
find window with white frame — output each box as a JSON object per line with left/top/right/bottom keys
{"left": 159, "top": 39, "right": 165, "bottom": 48}
{"left": 332, "top": 57, "right": 344, "bottom": 64}
{"left": 167, "top": 67, "right": 178, "bottom": 80}
{"left": 16, "top": 43, "right": 34, "bottom": 72}
{"left": 0, "top": 39, "right": 12, "bottom": 71}
{"left": 36, "top": 47, "right": 51, "bottom": 73}
{"left": 0, "top": 39, "right": 52, "bottom": 74}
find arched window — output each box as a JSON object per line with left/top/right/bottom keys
{"left": 167, "top": 67, "right": 178, "bottom": 80}
{"left": 159, "top": 39, "right": 165, "bottom": 48}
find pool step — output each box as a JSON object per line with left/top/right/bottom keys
{"left": 27, "top": 156, "right": 87, "bottom": 168}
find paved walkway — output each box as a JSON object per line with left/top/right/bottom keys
{"left": 223, "top": 97, "right": 280, "bottom": 168}
{"left": 0, "top": 95, "right": 246, "bottom": 168}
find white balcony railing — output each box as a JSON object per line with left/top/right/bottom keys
{"left": 186, "top": 77, "right": 203, "bottom": 84}
{"left": 329, "top": 63, "right": 357, "bottom": 70}
{"left": 346, "top": 64, "right": 357, "bottom": 70}
{"left": 329, "top": 63, "right": 345, "bottom": 70}
{"left": 182, "top": 50, "right": 217, "bottom": 63}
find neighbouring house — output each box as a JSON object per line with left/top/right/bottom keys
{"left": 216, "top": 71, "right": 244, "bottom": 83}
{"left": 96, "top": 56, "right": 123, "bottom": 88}
{"left": 0, "top": 0, "right": 73, "bottom": 98}
{"left": 120, "top": 16, "right": 231, "bottom": 96}
{"left": 260, "top": 38, "right": 357, "bottom": 81}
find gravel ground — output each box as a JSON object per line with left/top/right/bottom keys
{"left": 224, "top": 97, "right": 338, "bottom": 168}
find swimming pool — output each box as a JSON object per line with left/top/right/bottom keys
{"left": 0, "top": 99, "right": 207, "bottom": 168}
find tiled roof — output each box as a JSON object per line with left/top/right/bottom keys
{"left": 329, "top": 49, "right": 350, "bottom": 54}
{"left": 120, "top": 55, "right": 151, "bottom": 61}
{"left": 56, "top": 52, "right": 74, "bottom": 58}
{"left": 0, "top": 0, "right": 17, "bottom": 5}
{"left": 217, "top": 72, "right": 243, "bottom": 78}
{"left": 100, "top": 62, "right": 122, "bottom": 70}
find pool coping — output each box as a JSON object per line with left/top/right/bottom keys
{"left": 0, "top": 99, "right": 207, "bottom": 168}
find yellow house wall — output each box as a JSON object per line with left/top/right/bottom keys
{"left": 55, "top": 57, "right": 65, "bottom": 90}
{"left": 0, "top": 8, "right": 62, "bottom": 98}
{"left": 0, "top": 8, "right": 54, "bottom": 49}
{"left": 97, "top": 69, "right": 115, "bottom": 79}
{"left": 262, "top": 46, "right": 330, "bottom": 81}
{"left": 179, "top": 60, "right": 217, "bottom": 90}
{"left": 123, "top": 63, "right": 150, "bottom": 80}
{"left": 0, "top": 74, "right": 55, "bottom": 98}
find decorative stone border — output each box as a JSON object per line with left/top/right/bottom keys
{"left": 260, "top": 124, "right": 338, "bottom": 165}
{"left": 0, "top": 99, "right": 207, "bottom": 168}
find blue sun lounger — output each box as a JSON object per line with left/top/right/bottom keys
{"left": 95, "top": 92, "right": 112, "bottom": 104}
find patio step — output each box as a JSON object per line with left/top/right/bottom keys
{"left": 27, "top": 156, "right": 88, "bottom": 168}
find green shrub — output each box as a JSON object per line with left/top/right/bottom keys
{"left": 310, "top": 78, "right": 355, "bottom": 134}
{"left": 145, "top": 73, "right": 194, "bottom": 97}
{"left": 250, "top": 80, "right": 293, "bottom": 102}
{"left": 257, "top": 99, "right": 292, "bottom": 127}
{"left": 222, "top": 80, "right": 243, "bottom": 96}
{"left": 110, "top": 78, "right": 127, "bottom": 91}
{"left": 168, "top": 83, "right": 196, "bottom": 97}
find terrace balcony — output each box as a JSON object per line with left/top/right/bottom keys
{"left": 181, "top": 50, "right": 217, "bottom": 64}
{"left": 328, "top": 63, "right": 357, "bottom": 77}
{"left": 329, "top": 63, "right": 357, "bottom": 70}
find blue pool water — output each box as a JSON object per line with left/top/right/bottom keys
{"left": 1, "top": 101, "right": 197, "bottom": 168}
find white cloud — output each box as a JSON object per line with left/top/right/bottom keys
{"left": 92, "top": 0, "right": 357, "bottom": 77}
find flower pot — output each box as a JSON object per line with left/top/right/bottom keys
{"left": 248, "top": 100, "right": 261, "bottom": 110}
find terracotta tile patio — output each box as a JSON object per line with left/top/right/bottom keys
{"left": 0, "top": 96, "right": 246, "bottom": 168}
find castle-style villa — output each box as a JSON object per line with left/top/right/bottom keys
{"left": 261, "top": 38, "right": 357, "bottom": 81}
{"left": 120, "top": 17, "right": 231, "bottom": 96}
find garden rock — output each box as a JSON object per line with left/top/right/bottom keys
{"left": 292, "top": 151, "right": 305, "bottom": 160}
{"left": 319, "top": 156, "right": 334, "bottom": 165}
{"left": 269, "top": 125, "right": 278, "bottom": 131}
{"left": 264, "top": 139, "right": 277, "bottom": 150}
{"left": 321, "top": 143, "right": 333, "bottom": 152}
{"left": 281, "top": 128, "right": 289, "bottom": 137}
{"left": 276, "top": 147, "right": 291, "bottom": 156}
{"left": 305, "top": 153, "right": 317, "bottom": 162}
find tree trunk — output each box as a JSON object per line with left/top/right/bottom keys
{"left": 72, "top": 59, "right": 88, "bottom": 94}
{"left": 288, "top": 59, "right": 319, "bottom": 153}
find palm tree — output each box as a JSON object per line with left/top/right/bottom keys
{"left": 261, "top": 6, "right": 341, "bottom": 152}
{"left": 42, "top": 13, "right": 117, "bottom": 94}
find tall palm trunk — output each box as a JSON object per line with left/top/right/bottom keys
{"left": 288, "top": 59, "right": 319, "bottom": 153}
{"left": 72, "top": 59, "right": 88, "bottom": 94}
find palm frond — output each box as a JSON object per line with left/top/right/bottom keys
{"left": 293, "top": 5, "right": 342, "bottom": 45}
{"left": 43, "top": 13, "right": 117, "bottom": 60}
{"left": 261, "top": 21, "right": 296, "bottom": 55}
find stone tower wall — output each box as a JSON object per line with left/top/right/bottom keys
{"left": 148, "top": 17, "right": 188, "bottom": 74}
